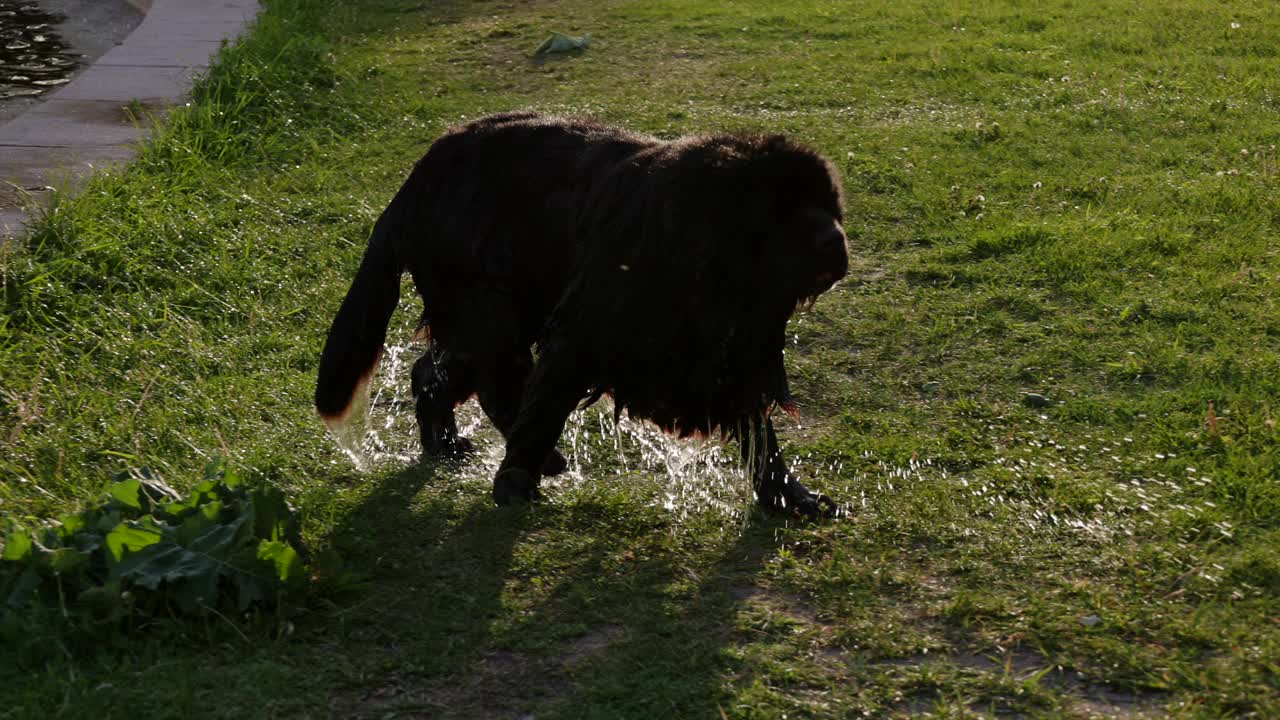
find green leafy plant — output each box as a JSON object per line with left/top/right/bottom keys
{"left": 1, "top": 459, "right": 305, "bottom": 625}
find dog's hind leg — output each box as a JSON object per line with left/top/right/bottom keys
{"left": 740, "top": 418, "right": 837, "bottom": 519}
{"left": 411, "top": 344, "right": 477, "bottom": 458}
{"left": 476, "top": 351, "right": 570, "bottom": 476}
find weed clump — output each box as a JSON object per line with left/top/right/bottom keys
{"left": 1, "top": 458, "right": 306, "bottom": 633}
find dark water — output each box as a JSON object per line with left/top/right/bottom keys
{"left": 0, "top": 1, "right": 78, "bottom": 102}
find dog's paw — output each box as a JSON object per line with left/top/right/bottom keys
{"left": 450, "top": 435, "right": 475, "bottom": 456}
{"left": 540, "top": 449, "right": 569, "bottom": 476}
{"left": 793, "top": 490, "right": 839, "bottom": 520}
{"left": 422, "top": 432, "right": 474, "bottom": 460}
{"left": 759, "top": 477, "right": 839, "bottom": 521}
{"left": 493, "top": 467, "right": 542, "bottom": 506}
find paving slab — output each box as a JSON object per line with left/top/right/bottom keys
{"left": 94, "top": 39, "right": 231, "bottom": 70}
{"left": 135, "top": 0, "right": 258, "bottom": 25}
{"left": 0, "top": 145, "right": 136, "bottom": 187}
{"left": 0, "top": 99, "right": 157, "bottom": 148}
{"left": 52, "top": 64, "right": 199, "bottom": 103}
{"left": 0, "top": 0, "right": 260, "bottom": 240}
{"left": 0, "top": 145, "right": 136, "bottom": 234}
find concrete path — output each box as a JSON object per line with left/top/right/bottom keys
{"left": 0, "top": 0, "right": 260, "bottom": 239}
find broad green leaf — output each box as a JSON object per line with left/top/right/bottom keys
{"left": 105, "top": 522, "right": 163, "bottom": 564}
{"left": 252, "top": 486, "right": 295, "bottom": 541}
{"left": 1, "top": 531, "right": 32, "bottom": 563}
{"left": 257, "top": 540, "right": 303, "bottom": 586}
{"left": 176, "top": 500, "right": 224, "bottom": 546}
{"left": 71, "top": 530, "right": 103, "bottom": 555}
{"left": 4, "top": 458, "right": 307, "bottom": 620}
{"left": 203, "top": 458, "right": 226, "bottom": 481}
{"left": 94, "top": 510, "right": 122, "bottom": 534}
{"left": 110, "top": 478, "right": 143, "bottom": 510}
{"left": 204, "top": 457, "right": 243, "bottom": 490}
{"left": 201, "top": 499, "right": 226, "bottom": 522}
{"left": 59, "top": 514, "right": 86, "bottom": 537}
{"left": 187, "top": 480, "right": 222, "bottom": 510}
{"left": 187, "top": 512, "right": 252, "bottom": 559}
{"left": 115, "top": 543, "right": 222, "bottom": 592}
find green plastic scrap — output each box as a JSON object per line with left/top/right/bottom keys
{"left": 534, "top": 32, "right": 592, "bottom": 55}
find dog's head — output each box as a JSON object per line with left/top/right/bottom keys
{"left": 567, "top": 131, "right": 849, "bottom": 431}
{"left": 718, "top": 136, "right": 848, "bottom": 311}
{"left": 575, "top": 133, "right": 848, "bottom": 323}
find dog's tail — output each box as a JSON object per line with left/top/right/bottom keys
{"left": 314, "top": 185, "right": 415, "bottom": 426}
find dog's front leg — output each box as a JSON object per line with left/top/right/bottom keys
{"left": 742, "top": 418, "right": 838, "bottom": 519}
{"left": 492, "top": 343, "right": 588, "bottom": 505}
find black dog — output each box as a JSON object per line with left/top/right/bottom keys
{"left": 315, "top": 112, "right": 848, "bottom": 517}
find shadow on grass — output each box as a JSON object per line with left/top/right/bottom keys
{"left": 313, "top": 458, "right": 528, "bottom": 666}
{"left": 314, "top": 459, "right": 791, "bottom": 719}
{"left": 540, "top": 520, "right": 786, "bottom": 720}
{"left": 0, "top": 449, "right": 793, "bottom": 720}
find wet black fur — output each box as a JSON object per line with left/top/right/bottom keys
{"left": 315, "top": 112, "right": 849, "bottom": 517}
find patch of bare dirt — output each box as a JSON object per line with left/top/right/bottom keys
{"left": 730, "top": 584, "right": 825, "bottom": 626}
{"left": 327, "top": 625, "right": 625, "bottom": 719}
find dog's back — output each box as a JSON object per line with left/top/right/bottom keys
{"left": 401, "top": 114, "right": 654, "bottom": 344}
{"left": 316, "top": 114, "right": 650, "bottom": 422}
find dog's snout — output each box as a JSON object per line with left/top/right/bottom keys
{"left": 818, "top": 221, "right": 849, "bottom": 282}
{"left": 818, "top": 223, "right": 847, "bottom": 254}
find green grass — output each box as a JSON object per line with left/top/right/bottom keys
{"left": 2, "top": 0, "right": 1279, "bottom": 717}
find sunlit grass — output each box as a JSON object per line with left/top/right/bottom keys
{"left": 1, "top": 0, "right": 1277, "bottom": 717}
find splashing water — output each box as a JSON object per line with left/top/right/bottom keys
{"left": 327, "top": 346, "right": 1232, "bottom": 584}
{"left": 562, "top": 407, "right": 754, "bottom": 522}
{"left": 325, "top": 342, "right": 755, "bottom": 521}
{"left": 828, "top": 421, "right": 1240, "bottom": 591}
{"left": 322, "top": 342, "right": 420, "bottom": 471}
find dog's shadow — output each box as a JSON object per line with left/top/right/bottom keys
{"left": 317, "top": 459, "right": 795, "bottom": 718}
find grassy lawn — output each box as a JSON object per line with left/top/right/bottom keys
{"left": 3, "top": 0, "right": 1278, "bottom": 717}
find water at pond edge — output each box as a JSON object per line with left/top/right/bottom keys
{"left": 0, "top": 1, "right": 77, "bottom": 102}
{"left": 0, "top": 0, "right": 143, "bottom": 125}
